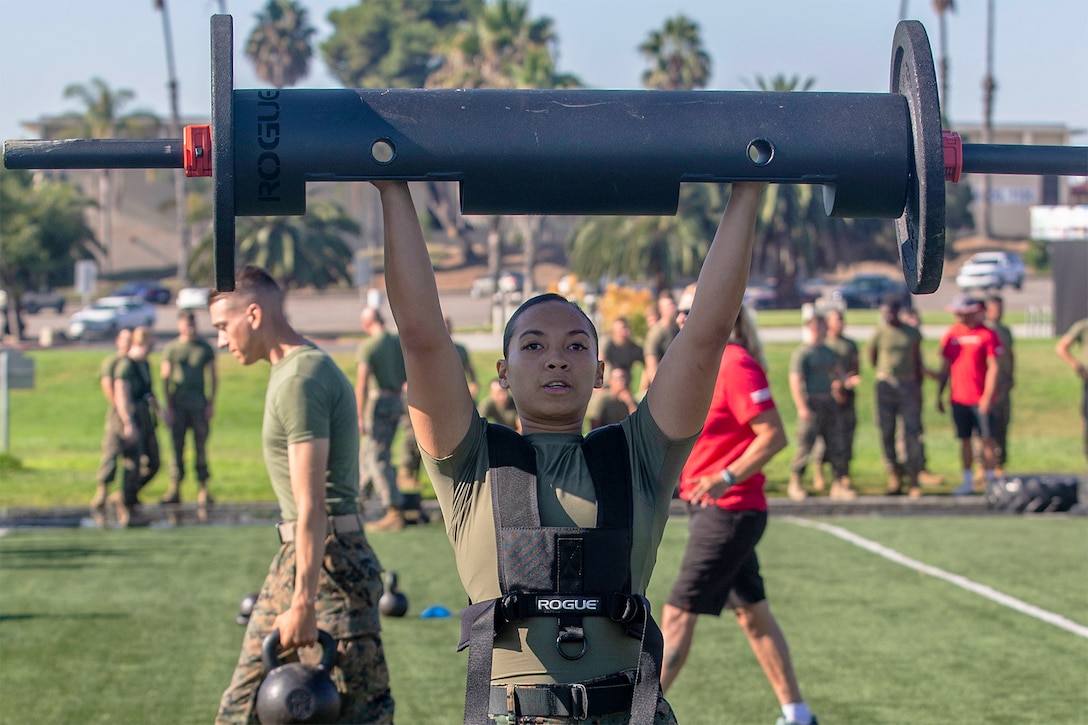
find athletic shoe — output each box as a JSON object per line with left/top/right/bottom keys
{"left": 775, "top": 715, "right": 818, "bottom": 725}
{"left": 952, "top": 481, "right": 975, "bottom": 496}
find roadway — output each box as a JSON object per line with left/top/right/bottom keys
{"left": 14, "top": 274, "right": 1057, "bottom": 352}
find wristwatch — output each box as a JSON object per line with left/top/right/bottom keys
{"left": 720, "top": 469, "right": 737, "bottom": 488}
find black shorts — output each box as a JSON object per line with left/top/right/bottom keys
{"left": 951, "top": 403, "right": 994, "bottom": 440}
{"left": 666, "top": 507, "right": 767, "bottom": 615}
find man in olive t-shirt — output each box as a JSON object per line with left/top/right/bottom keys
{"left": 112, "top": 326, "right": 160, "bottom": 524}
{"left": 355, "top": 307, "right": 408, "bottom": 531}
{"left": 787, "top": 314, "right": 852, "bottom": 500}
{"left": 92, "top": 327, "right": 133, "bottom": 513}
{"left": 811, "top": 308, "right": 860, "bottom": 492}
{"left": 160, "top": 310, "right": 217, "bottom": 504}
{"left": 868, "top": 295, "right": 925, "bottom": 495}
{"left": 210, "top": 266, "right": 393, "bottom": 724}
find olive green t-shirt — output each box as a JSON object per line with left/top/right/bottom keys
{"left": 587, "top": 392, "right": 632, "bottom": 427}
{"left": 100, "top": 353, "right": 123, "bottom": 411}
{"left": 826, "top": 335, "right": 859, "bottom": 375}
{"left": 355, "top": 332, "right": 407, "bottom": 393}
{"left": 643, "top": 320, "right": 678, "bottom": 363}
{"left": 600, "top": 338, "right": 644, "bottom": 375}
{"left": 421, "top": 404, "right": 695, "bottom": 685}
{"left": 478, "top": 397, "right": 519, "bottom": 430}
{"left": 985, "top": 320, "right": 1014, "bottom": 389}
{"left": 99, "top": 352, "right": 122, "bottom": 382}
{"left": 868, "top": 322, "right": 923, "bottom": 381}
{"left": 263, "top": 345, "right": 360, "bottom": 521}
{"left": 789, "top": 343, "right": 838, "bottom": 396}
{"left": 114, "top": 356, "right": 153, "bottom": 404}
{"left": 163, "top": 337, "right": 215, "bottom": 396}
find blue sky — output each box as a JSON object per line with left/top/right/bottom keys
{"left": 0, "top": 0, "right": 1085, "bottom": 143}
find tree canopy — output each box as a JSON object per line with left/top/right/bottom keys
{"left": 321, "top": 0, "right": 482, "bottom": 88}
{"left": 246, "top": 0, "right": 316, "bottom": 88}
{"left": 187, "top": 200, "right": 358, "bottom": 290}
{"left": 1, "top": 167, "right": 100, "bottom": 337}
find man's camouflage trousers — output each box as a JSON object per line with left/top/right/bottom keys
{"left": 215, "top": 528, "right": 394, "bottom": 724}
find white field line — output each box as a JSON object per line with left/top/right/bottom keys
{"left": 783, "top": 516, "right": 1088, "bottom": 639}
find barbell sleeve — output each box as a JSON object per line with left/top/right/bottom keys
{"left": 3, "top": 138, "right": 184, "bottom": 170}
{"left": 961, "top": 143, "right": 1088, "bottom": 177}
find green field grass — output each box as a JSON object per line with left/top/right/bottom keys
{"left": 1, "top": 338, "right": 1083, "bottom": 509}
{"left": 0, "top": 516, "right": 1084, "bottom": 724}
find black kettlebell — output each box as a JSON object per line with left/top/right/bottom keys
{"left": 256, "top": 629, "right": 341, "bottom": 725}
{"left": 237, "top": 591, "right": 260, "bottom": 625}
{"left": 378, "top": 571, "right": 409, "bottom": 617}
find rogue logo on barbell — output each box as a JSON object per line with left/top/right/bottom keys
{"left": 534, "top": 597, "right": 601, "bottom": 613}
{"left": 256, "top": 90, "right": 280, "bottom": 202}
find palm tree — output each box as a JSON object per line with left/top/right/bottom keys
{"left": 60, "top": 78, "right": 157, "bottom": 271}
{"left": 638, "top": 15, "right": 711, "bottom": 91}
{"left": 427, "top": 0, "right": 568, "bottom": 90}
{"left": 569, "top": 184, "right": 723, "bottom": 292}
{"left": 427, "top": 0, "right": 580, "bottom": 298}
{"left": 566, "top": 14, "right": 715, "bottom": 292}
{"left": 747, "top": 73, "right": 815, "bottom": 93}
{"left": 187, "top": 200, "right": 358, "bottom": 290}
{"left": 245, "top": 0, "right": 316, "bottom": 89}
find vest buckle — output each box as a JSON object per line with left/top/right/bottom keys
{"left": 556, "top": 626, "right": 587, "bottom": 660}
{"left": 501, "top": 592, "right": 528, "bottom": 622}
{"left": 569, "top": 683, "right": 589, "bottom": 720}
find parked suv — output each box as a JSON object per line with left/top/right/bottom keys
{"left": 955, "top": 251, "right": 1026, "bottom": 290}
{"left": 830, "top": 274, "right": 909, "bottom": 309}
{"left": 68, "top": 296, "right": 156, "bottom": 340}
{"left": 20, "top": 289, "right": 66, "bottom": 314}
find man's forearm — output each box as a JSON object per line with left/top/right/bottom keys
{"left": 292, "top": 504, "right": 324, "bottom": 610}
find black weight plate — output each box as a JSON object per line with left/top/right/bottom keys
{"left": 211, "top": 14, "right": 236, "bottom": 292}
{"left": 890, "top": 21, "right": 945, "bottom": 295}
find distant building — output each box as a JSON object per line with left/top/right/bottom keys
{"left": 18, "top": 114, "right": 212, "bottom": 276}
{"left": 953, "top": 122, "right": 1085, "bottom": 239}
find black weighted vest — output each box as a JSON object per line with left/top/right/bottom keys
{"left": 457, "top": 423, "right": 663, "bottom": 724}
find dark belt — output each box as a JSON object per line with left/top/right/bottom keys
{"left": 488, "top": 676, "right": 635, "bottom": 720}
{"left": 876, "top": 374, "right": 919, "bottom": 384}
{"left": 276, "top": 513, "right": 363, "bottom": 543}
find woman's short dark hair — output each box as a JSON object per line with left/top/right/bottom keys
{"left": 502, "top": 293, "right": 598, "bottom": 357}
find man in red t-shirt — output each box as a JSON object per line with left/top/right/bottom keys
{"left": 937, "top": 294, "right": 1003, "bottom": 495}
{"left": 660, "top": 294, "right": 817, "bottom": 725}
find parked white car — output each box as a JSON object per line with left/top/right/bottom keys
{"left": 176, "top": 286, "right": 210, "bottom": 310}
{"left": 68, "top": 296, "right": 157, "bottom": 340}
{"left": 955, "top": 251, "right": 1026, "bottom": 291}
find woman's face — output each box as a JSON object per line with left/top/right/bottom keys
{"left": 497, "top": 300, "right": 603, "bottom": 433}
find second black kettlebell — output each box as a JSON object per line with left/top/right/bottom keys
{"left": 256, "top": 629, "right": 341, "bottom": 725}
{"left": 379, "top": 571, "right": 409, "bottom": 617}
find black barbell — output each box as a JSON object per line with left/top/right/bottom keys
{"left": 4, "top": 15, "right": 1085, "bottom": 295}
